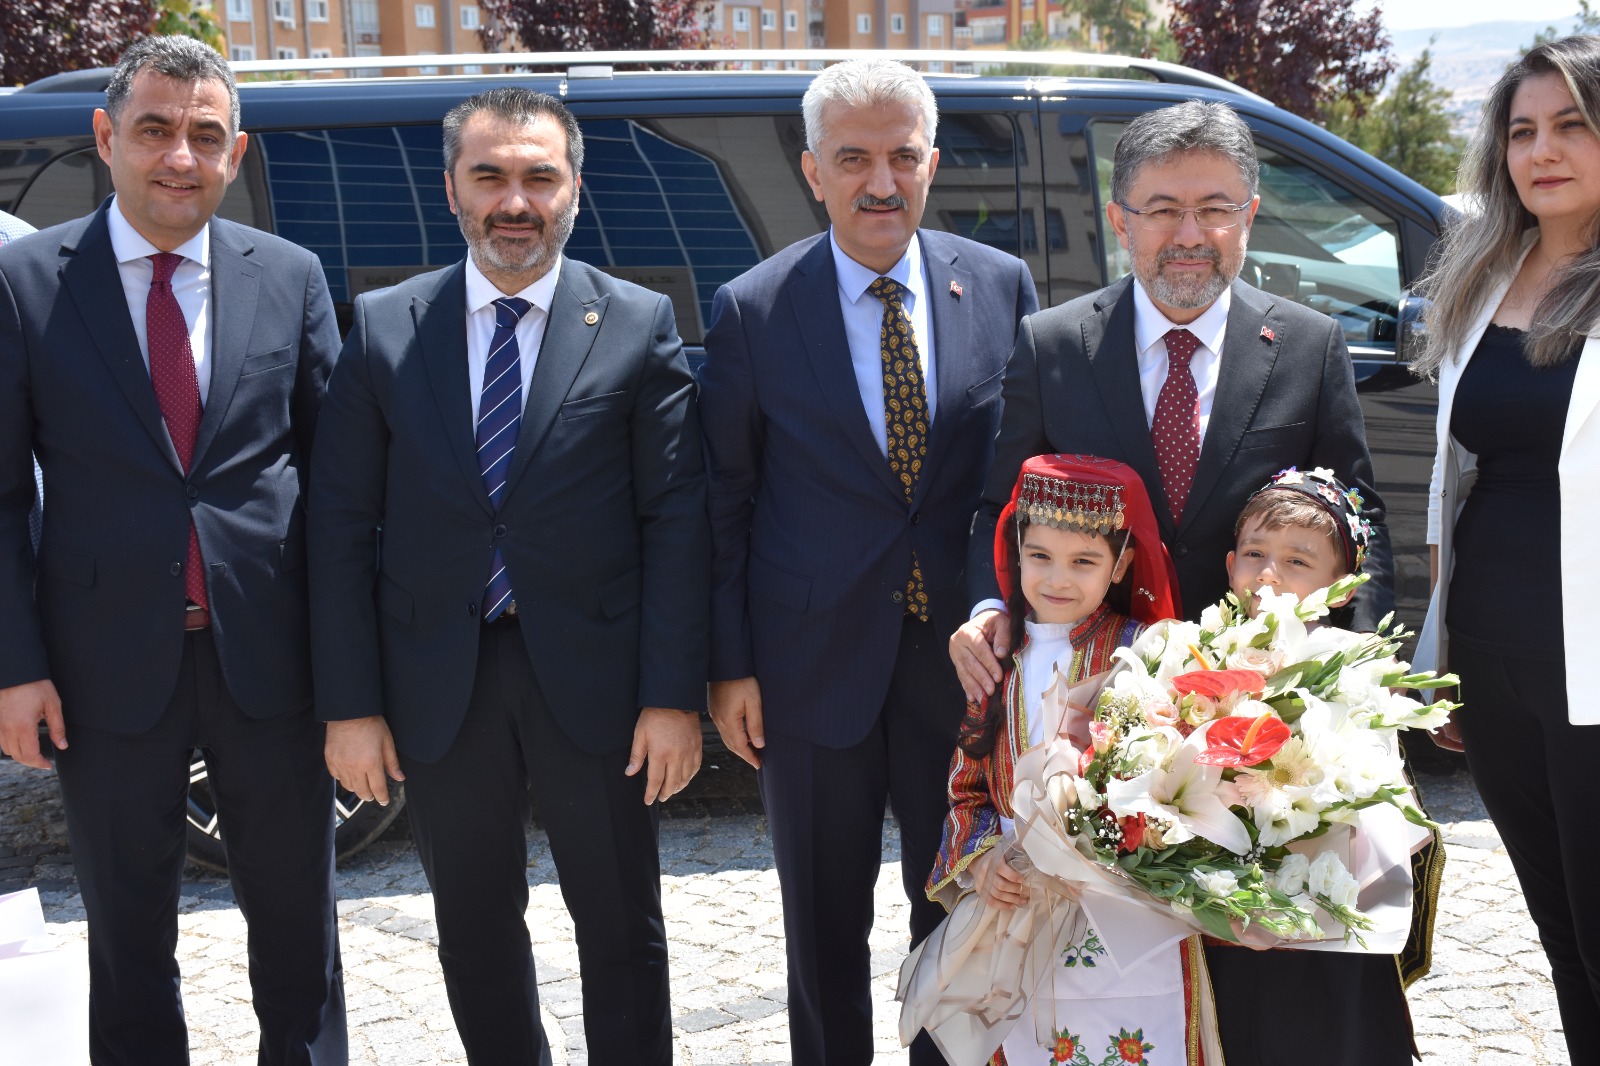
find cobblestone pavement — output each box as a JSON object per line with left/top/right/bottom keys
{"left": 0, "top": 755, "right": 1571, "bottom": 1065}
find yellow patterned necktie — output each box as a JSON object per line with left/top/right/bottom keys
{"left": 869, "top": 275, "right": 931, "bottom": 621}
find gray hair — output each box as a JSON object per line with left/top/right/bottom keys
{"left": 105, "top": 35, "right": 240, "bottom": 138}
{"left": 802, "top": 59, "right": 938, "bottom": 153}
{"left": 1109, "top": 100, "right": 1259, "bottom": 205}
{"left": 443, "top": 87, "right": 584, "bottom": 178}
{"left": 1415, "top": 34, "right": 1600, "bottom": 376}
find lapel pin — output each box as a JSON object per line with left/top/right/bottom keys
{"left": 949, "top": 280, "right": 963, "bottom": 298}
{"left": 584, "top": 311, "right": 599, "bottom": 326}
{"left": 1260, "top": 326, "right": 1275, "bottom": 343}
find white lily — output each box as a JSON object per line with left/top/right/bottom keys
{"left": 1104, "top": 725, "right": 1253, "bottom": 855}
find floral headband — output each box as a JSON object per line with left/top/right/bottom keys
{"left": 1243, "top": 466, "right": 1373, "bottom": 571}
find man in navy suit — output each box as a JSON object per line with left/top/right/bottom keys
{"left": 699, "top": 59, "right": 1037, "bottom": 1064}
{"left": 0, "top": 37, "right": 345, "bottom": 1065}
{"left": 0, "top": 212, "right": 42, "bottom": 554}
{"left": 311, "top": 88, "right": 708, "bottom": 1065}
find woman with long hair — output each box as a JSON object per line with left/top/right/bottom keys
{"left": 1416, "top": 34, "right": 1600, "bottom": 1062}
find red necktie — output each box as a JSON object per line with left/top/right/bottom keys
{"left": 147, "top": 252, "right": 209, "bottom": 613}
{"left": 1151, "top": 327, "right": 1201, "bottom": 523}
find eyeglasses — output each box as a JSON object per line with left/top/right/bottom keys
{"left": 1116, "top": 201, "right": 1254, "bottom": 231}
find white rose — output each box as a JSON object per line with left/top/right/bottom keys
{"left": 1074, "top": 776, "right": 1102, "bottom": 810}
{"left": 1307, "top": 851, "right": 1360, "bottom": 910}
{"left": 1269, "top": 853, "right": 1310, "bottom": 895}
{"left": 1191, "top": 869, "right": 1240, "bottom": 898}
{"left": 1227, "top": 646, "right": 1285, "bottom": 678}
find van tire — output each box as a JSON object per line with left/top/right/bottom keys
{"left": 184, "top": 752, "right": 406, "bottom": 871}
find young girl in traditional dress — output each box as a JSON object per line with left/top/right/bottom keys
{"left": 919, "top": 454, "right": 1200, "bottom": 1066}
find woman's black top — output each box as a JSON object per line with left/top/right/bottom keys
{"left": 1447, "top": 323, "right": 1580, "bottom": 654}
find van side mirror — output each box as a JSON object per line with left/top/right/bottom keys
{"left": 1397, "top": 291, "right": 1430, "bottom": 365}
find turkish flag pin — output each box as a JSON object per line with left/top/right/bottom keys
{"left": 949, "top": 280, "right": 963, "bottom": 298}
{"left": 1260, "top": 326, "right": 1275, "bottom": 342}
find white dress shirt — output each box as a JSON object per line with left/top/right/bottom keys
{"left": 463, "top": 256, "right": 562, "bottom": 424}
{"left": 1131, "top": 279, "right": 1230, "bottom": 446}
{"left": 107, "top": 197, "right": 215, "bottom": 405}
{"left": 830, "top": 230, "right": 938, "bottom": 455}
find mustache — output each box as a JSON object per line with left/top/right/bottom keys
{"left": 1156, "top": 245, "right": 1221, "bottom": 267}
{"left": 486, "top": 213, "right": 546, "bottom": 233}
{"left": 853, "top": 194, "right": 908, "bottom": 211}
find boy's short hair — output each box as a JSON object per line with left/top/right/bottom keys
{"left": 1234, "top": 488, "right": 1351, "bottom": 574}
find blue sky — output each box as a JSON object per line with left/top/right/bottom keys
{"left": 1367, "top": 0, "right": 1578, "bottom": 31}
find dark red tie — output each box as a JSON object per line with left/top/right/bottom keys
{"left": 148, "top": 252, "right": 209, "bottom": 613}
{"left": 1151, "top": 327, "right": 1201, "bottom": 523}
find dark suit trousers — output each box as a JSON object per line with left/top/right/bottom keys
{"left": 54, "top": 628, "right": 345, "bottom": 1066}
{"left": 759, "top": 615, "right": 960, "bottom": 1066}
{"left": 397, "top": 619, "right": 671, "bottom": 1066}
{"left": 1451, "top": 634, "right": 1600, "bottom": 1064}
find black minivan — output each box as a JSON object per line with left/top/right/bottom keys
{"left": 0, "top": 50, "right": 1451, "bottom": 862}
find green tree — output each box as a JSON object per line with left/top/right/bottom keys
{"left": 151, "top": 1, "right": 227, "bottom": 52}
{"left": 1326, "top": 45, "right": 1462, "bottom": 195}
{"left": 1523, "top": 0, "right": 1600, "bottom": 55}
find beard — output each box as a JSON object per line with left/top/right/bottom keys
{"left": 460, "top": 198, "right": 578, "bottom": 278}
{"left": 1131, "top": 228, "right": 1249, "bottom": 310}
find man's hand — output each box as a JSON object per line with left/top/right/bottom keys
{"left": 1431, "top": 708, "right": 1465, "bottom": 753}
{"left": 950, "top": 609, "right": 1009, "bottom": 703}
{"left": 626, "top": 707, "right": 702, "bottom": 804}
{"left": 970, "top": 845, "right": 1029, "bottom": 910}
{"left": 708, "top": 676, "right": 765, "bottom": 769}
{"left": 0, "top": 679, "right": 65, "bottom": 770}
{"left": 325, "top": 716, "right": 403, "bottom": 807}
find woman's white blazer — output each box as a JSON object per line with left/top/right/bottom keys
{"left": 1417, "top": 261, "right": 1600, "bottom": 725}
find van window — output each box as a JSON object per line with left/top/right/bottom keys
{"left": 1089, "top": 120, "right": 1403, "bottom": 356}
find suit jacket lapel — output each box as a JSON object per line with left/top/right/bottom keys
{"left": 59, "top": 207, "right": 182, "bottom": 472}
{"left": 789, "top": 239, "right": 903, "bottom": 498}
{"left": 1084, "top": 278, "right": 1170, "bottom": 535}
{"left": 415, "top": 263, "right": 494, "bottom": 516}
{"left": 1183, "top": 281, "right": 1279, "bottom": 534}
{"left": 920, "top": 232, "right": 974, "bottom": 504}
{"left": 191, "top": 221, "right": 257, "bottom": 469}
{"left": 501, "top": 261, "right": 607, "bottom": 500}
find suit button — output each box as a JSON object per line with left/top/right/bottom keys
{"left": 891, "top": 590, "right": 905, "bottom": 604}
{"left": 1173, "top": 543, "right": 1188, "bottom": 558}
{"left": 467, "top": 603, "right": 479, "bottom": 617}
{"left": 185, "top": 484, "right": 199, "bottom": 499}
{"left": 910, "top": 512, "right": 921, "bottom": 525}
{"left": 170, "top": 562, "right": 183, "bottom": 576}
{"left": 494, "top": 524, "right": 508, "bottom": 538}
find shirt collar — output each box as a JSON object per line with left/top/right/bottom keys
{"left": 829, "top": 229, "right": 923, "bottom": 305}
{"left": 107, "top": 195, "right": 210, "bottom": 269}
{"left": 464, "top": 254, "right": 563, "bottom": 318}
{"left": 1131, "top": 278, "right": 1231, "bottom": 358}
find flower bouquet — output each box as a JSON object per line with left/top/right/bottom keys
{"left": 1051, "top": 572, "right": 1456, "bottom": 947}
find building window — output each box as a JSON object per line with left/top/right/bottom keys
{"left": 418, "top": 51, "right": 438, "bottom": 74}
{"left": 732, "top": 7, "right": 749, "bottom": 30}
{"left": 785, "top": 9, "right": 797, "bottom": 29}
{"left": 311, "top": 47, "right": 333, "bottom": 58}
{"left": 272, "top": 0, "right": 294, "bottom": 23}
{"left": 760, "top": 8, "right": 775, "bottom": 29}
{"left": 856, "top": 13, "right": 870, "bottom": 32}
{"left": 460, "top": 5, "right": 480, "bottom": 28}
{"left": 415, "top": 3, "right": 435, "bottom": 27}
{"left": 231, "top": 45, "right": 256, "bottom": 61}
{"left": 276, "top": 46, "right": 298, "bottom": 59}
{"left": 890, "top": 12, "right": 905, "bottom": 32}
{"left": 306, "top": 0, "right": 329, "bottom": 19}
{"left": 927, "top": 13, "right": 943, "bottom": 36}
{"left": 351, "top": 0, "right": 378, "bottom": 28}
{"left": 226, "top": 0, "right": 252, "bottom": 20}
{"left": 464, "top": 64, "right": 483, "bottom": 73}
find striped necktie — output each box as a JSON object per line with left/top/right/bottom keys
{"left": 148, "top": 252, "right": 209, "bottom": 615}
{"left": 479, "top": 296, "right": 530, "bottom": 621}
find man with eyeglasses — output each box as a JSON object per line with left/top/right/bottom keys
{"left": 949, "top": 97, "right": 1396, "bottom": 1066}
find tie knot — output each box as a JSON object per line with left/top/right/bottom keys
{"left": 868, "top": 276, "right": 906, "bottom": 305}
{"left": 494, "top": 296, "right": 532, "bottom": 329}
{"left": 149, "top": 252, "right": 182, "bottom": 287}
{"left": 1164, "top": 328, "right": 1199, "bottom": 367}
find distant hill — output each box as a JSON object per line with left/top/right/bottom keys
{"left": 1390, "top": 15, "right": 1584, "bottom": 135}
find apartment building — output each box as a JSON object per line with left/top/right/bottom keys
{"left": 222, "top": 0, "right": 494, "bottom": 74}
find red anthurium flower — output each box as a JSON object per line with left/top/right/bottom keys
{"left": 1170, "top": 667, "right": 1267, "bottom": 701}
{"left": 1194, "top": 712, "right": 1291, "bottom": 767}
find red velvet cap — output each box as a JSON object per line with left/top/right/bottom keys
{"left": 995, "top": 453, "right": 1181, "bottom": 625}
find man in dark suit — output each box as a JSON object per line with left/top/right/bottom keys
{"left": 0, "top": 211, "right": 41, "bottom": 553}
{"left": 310, "top": 88, "right": 708, "bottom": 1066}
{"left": 952, "top": 100, "right": 1403, "bottom": 1065}
{"left": 699, "top": 59, "right": 1037, "bottom": 1064}
{"left": 0, "top": 37, "right": 345, "bottom": 1065}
